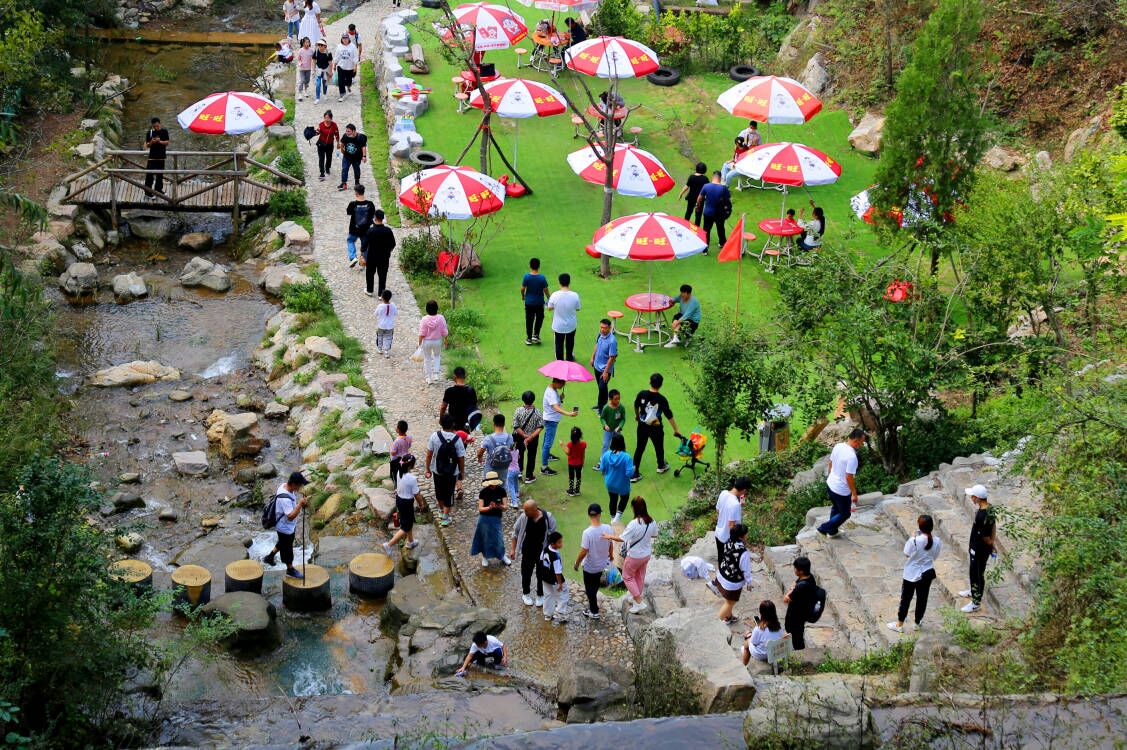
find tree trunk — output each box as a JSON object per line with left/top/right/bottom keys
{"left": 479, "top": 110, "right": 491, "bottom": 174}
{"left": 598, "top": 87, "right": 618, "bottom": 279}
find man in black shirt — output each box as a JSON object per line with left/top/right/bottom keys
{"left": 338, "top": 123, "right": 367, "bottom": 191}
{"left": 960, "top": 484, "right": 996, "bottom": 613}
{"left": 143, "top": 117, "right": 170, "bottom": 197}
{"left": 345, "top": 184, "right": 376, "bottom": 269}
{"left": 440, "top": 366, "right": 481, "bottom": 432}
{"left": 365, "top": 209, "right": 396, "bottom": 297}
{"left": 783, "top": 556, "right": 817, "bottom": 650}
{"left": 631, "top": 373, "right": 680, "bottom": 482}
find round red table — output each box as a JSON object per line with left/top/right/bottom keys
{"left": 625, "top": 293, "right": 674, "bottom": 351}
{"left": 586, "top": 103, "right": 629, "bottom": 123}
{"left": 757, "top": 218, "right": 802, "bottom": 267}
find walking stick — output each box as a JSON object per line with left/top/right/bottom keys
{"left": 301, "top": 504, "right": 307, "bottom": 579}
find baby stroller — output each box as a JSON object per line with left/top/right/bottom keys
{"left": 674, "top": 430, "right": 710, "bottom": 479}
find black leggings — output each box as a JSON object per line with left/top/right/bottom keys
{"left": 897, "top": 569, "right": 936, "bottom": 624}
{"left": 582, "top": 570, "right": 602, "bottom": 614}
{"left": 608, "top": 491, "right": 628, "bottom": 517}
{"left": 568, "top": 465, "right": 582, "bottom": 486}
{"left": 525, "top": 305, "right": 544, "bottom": 339}
{"left": 684, "top": 198, "right": 702, "bottom": 225}
{"left": 520, "top": 549, "right": 543, "bottom": 596}
{"left": 317, "top": 141, "right": 334, "bottom": 177}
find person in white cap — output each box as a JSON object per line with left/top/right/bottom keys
{"left": 959, "top": 484, "right": 995, "bottom": 612}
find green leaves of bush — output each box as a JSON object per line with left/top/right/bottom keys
{"left": 282, "top": 270, "right": 333, "bottom": 315}
{"left": 268, "top": 188, "right": 309, "bottom": 220}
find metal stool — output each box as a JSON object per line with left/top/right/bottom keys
{"left": 630, "top": 326, "right": 649, "bottom": 353}
{"left": 761, "top": 248, "right": 781, "bottom": 273}
{"left": 571, "top": 114, "right": 585, "bottom": 138}
{"left": 607, "top": 309, "right": 625, "bottom": 336}
{"left": 454, "top": 91, "right": 469, "bottom": 113}
{"left": 548, "top": 57, "right": 563, "bottom": 78}
{"left": 514, "top": 47, "right": 528, "bottom": 68}
{"left": 627, "top": 126, "right": 643, "bottom": 145}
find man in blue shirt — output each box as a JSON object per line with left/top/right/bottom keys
{"left": 589, "top": 318, "right": 618, "bottom": 412}
{"left": 696, "top": 171, "right": 732, "bottom": 250}
{"left": 520, "top": 257, "right": 550, "bottom": 346}
{"left": 666, "top": 284, "right": 701, "bottom": 348}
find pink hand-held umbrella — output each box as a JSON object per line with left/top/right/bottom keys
{"left": 176, "top": 91, "right": 285, "bottom": 135}
{"left": 398, "top": 164, "right": 506, "bottom": 220}
{"left": 444, "top": 2, "right": 529, "bottom": 51}
{"left": 566, "top": 143, "right": 675, "bottom": 198}
{"left": 538, "top": 360, "right": 594, "bottom": 382}
{"left": 468, "top": 77, "right": 567, "bottom": 168}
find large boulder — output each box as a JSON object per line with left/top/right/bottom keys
{"left": 58, "top": 262, "right": 99, "bottom": 295}
{"left": 743, "top": 675, "right": 879, "bottom": 750}
{"left": 847, "top": 113, "right": 886, "bottom": 155}
{"left": 124, "top": 211, "right": 180, "bottom": 240}
{"left": 259, "top": 264, "right": 310, "bottom": 296}
{"left": 380, "top": 575, "right": 438, "bottom": 633}
{"left": 90, "top": 360, "right": 180, "bottom": 387}
{"left": 179, "top": 256, "right": 231, "bottom": 292}
{"left": 981, "top": 145, "right": 1025, "bottom": 172}
{"left": 205, "top": 410, "right": 266, "bottom": 459}
{"left": 201, "top": 592, "right": 281, "bottom": 655}
{"left": 172, "top": 450, "right": 209, "bottom": 476}
{"left": 557, "top": 659, "right": 633, "bottom": 723}
{"left": 304, "top": 336, "right": 342, "bottom": 360}
{"left": 1064, "top": 115, "right": 1102, "bottom": 162}
{"left": 640, "top": 608, "right": 756, "bottom": 713}
{"left": 112, "top": 272, "right": 148, "bottom": 302}
{"left": 314, "top": 535, "right": 379, "bottom": 568}
{"left": 177, "top": 231, "right": 214, "bottom": 253}
{"left": 799, "top": 52, "right": 830, "bottom": 97}
{"left": 275, "top": 221, "right": 311, "bottom": 248}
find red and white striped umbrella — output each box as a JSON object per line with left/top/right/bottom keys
{"left": 515, "top": 0, "right": 601, "bottom": 12}
{"left": 716, "top": 76, "right": 822, "bottom": 125}
{"left": 566, "top": 143, "right": 675, "bottom": 198}
{"left": 398, "top": 165, "right": 505, "bottom": 220}
{"left": 564, "top": 36, "right": 660, "bottom": 79}
{"left": 733, "top": 141, "right": 842, "bottom": 187}
{"left": 467, "top": 77, "right": 567, "bottom": 118}
{"left": 444, "top": 3, "right": 528, "bottom": 51}
{"left": 591, "top": 212, "right": 706, "bottom": 260}
{"left": 176, "top": 91, "right": 285, "bottom": 135}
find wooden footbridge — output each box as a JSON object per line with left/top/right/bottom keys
{"left": 62, "top": 150, "right": 303, "bottom": 235}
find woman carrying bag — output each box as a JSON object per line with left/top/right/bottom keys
{"left": 602, "top": 497, "right": 658, "bottom": 614}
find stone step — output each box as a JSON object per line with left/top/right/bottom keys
{"left": 763, "top": 543, "right": 883, "bottom": 655}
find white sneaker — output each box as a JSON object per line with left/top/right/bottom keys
{"left": 663, "top": 336, "right": 680, "bottom": 348}
{"left": 706, "top": 581, "right": 721, "bottom": 598}
{"left": 629, "top": 601, "right": 648, "bottom": 614}
{"left": 337, "top": 96, "right": 344, "bottom": 102}
{"left": 958, "top": 589, "right": 972, "bottom": 598}
{"left": 886, "top": 622, "right": 903, "bottom": 633}
{"left": 522, "top": 594, "right": 534, "bottom": 606}
{"left": 405, "top": 541, "right": 419, "bottom": 550}
{"left": 961, "top": 602, "right": 980, "bottom": 613}
{"left": 502, "top": 555, "right": 513, "bottom": 566}
{"left": 382, "top": 542, "right": 393, "bottom": 555}
{"left": 481, "top": 558, "right": 490, "bottom": 567}
{"left": 544, "top": 614, "right": 553, "bottom": 621}
{"left": 611, "top": 513, "right": 621, "bottom": 524}
{"left": 534, "top": 596, "right": 544, "bottom": 607}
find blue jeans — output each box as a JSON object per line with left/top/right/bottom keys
{"left": 721, "top": 162, "right": 738, "bottom": 186}
{"left": 341, "top": 156, "right": 360, "bottom": 187}
{"left": 315, "top": 72, "right": 329, "bottom": 101}
{"left": 599, "top": 429, "right": 613, "bottom": 463}
{"left": 505, "top": 469, "right": 521, "bottom": 505}
{"left": 817, "top": 488, "right": 852, "bottom": 535}
{"left": 346, "top": 233, "right": 360, "bottom": 262}
{"left": 541, "top": 420, "right": 560, "bottom": 468}
{"left": 287, "top": 20, "right": 299, "bottom": 38}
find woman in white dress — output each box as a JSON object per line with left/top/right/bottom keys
{"left": 298, "top": 0, "right": 323, "bottom": 46}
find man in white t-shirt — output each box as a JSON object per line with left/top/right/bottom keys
{"left": 817, "top": 428, "right": 865, "bottom": 537}
{"left": 547, "top": 272, "right": 581, "bottom": 361}
{"left": 263, "top": 471, "right": 310, "bottom": 579}
{"left": 714, "top": 475, "right": 751, "bottom": 561}
{"left": 456, "top": 631, "right": 508, "bottom": 675}
{"left": 573, "top": 503, "right": 613, "bottom": 620}
{"left": 540, "top": 377, "right": 577, "bottom": 476}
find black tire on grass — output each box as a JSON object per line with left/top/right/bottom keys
{"left": 646, "top": 66, "right": 682, "bottom": 87}
{"left": 421, "top": 0, "right": 442, "bottom": 7}
{"left": 729, "top": 64, "right": 760, "bottom": 82}
{"left": 410, "top": 150, "right": 444, "bottom": 167}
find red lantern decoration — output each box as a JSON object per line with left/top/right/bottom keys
{"left": 883, "top": 279, "right": 914, "bottom": 303}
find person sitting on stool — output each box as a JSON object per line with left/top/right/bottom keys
{"left": 796, "top": 200, "right": 826, "bottom": 253}
{"left": 665, "top": 284, "right": 701, "bottom": 348}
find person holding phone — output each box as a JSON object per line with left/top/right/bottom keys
{"left": 470, "top": 472, "right": 511, "bottom": 567}
{"left": 742, "top": 600, "right": 787, "bottom": 664}
{"left": 143, "top": 117, "right": 169, "bottom": 198}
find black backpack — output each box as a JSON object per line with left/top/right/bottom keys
{"left": 488, "top": 436, "right": 513, "bottom": 474}
{"left": 261, "top": 491, "right": 293, "bottom": 530}
{"left": 434, "top": 432, "right": 459, "bottom": 476}
{"left": 807, "top": 583, "right": 828, "bottom": 623}
{"left": 353, "top": 202, "right": 373, "bottom": 234}
{"left": 538, "top": 547, "right": 560, "bottom": 582}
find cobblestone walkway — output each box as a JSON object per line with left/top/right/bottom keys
{"left": 294, "top": 1, "right": 631, "bottom": 690}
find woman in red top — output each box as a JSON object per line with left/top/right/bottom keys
{"left": 315, "top": 109, "right": 339, "bottom": 181}
{"left": 561, "top": 426, "right": 587, "bottom": 497}
{"left": 720, "top": 136, "right": 749, "bottom": 187}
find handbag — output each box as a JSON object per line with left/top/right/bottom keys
{"left": 410, "top": 346, "right": 424, "bottom": 362}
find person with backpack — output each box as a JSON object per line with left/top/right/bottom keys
{"left": 561, "top": 426, "right": 586, "bottom": 497}
{"left": 425, "top": 413, "right": 465, "bottom": 527}
{"left": 262, "top": 471, "right": 310, "bottom": 579}
{"left": 471, "top": 472, "right": 511, "bottom": 567}
{"left": 631, "top": 373, "right": 681, "bottom": 482}
{"left": 602, "top": 496, "right": 658, "bottom": 614}
{"left": 511, "top": 499, "right": 557, "bottom": 607}
{"left": 442, "top": 367, "right": 481, "bottom": 433}
{"left": 959, "top": 484, "right": 995, "bottom": 613}
{"left": 345, "top": 183, "right": 375, "bottom": 268}
{"left": 512, "top": 390, "right": 543, "bottom": 484}
{"left": 783, "top": 556, "right": 822, "bottom": 650}
{"left": 539, "top": 531, "right": 568, "bottom": 623}
{"left": 383, "top": 454, "right": 424, "bottom": 555}
{"left": 477, "top": 413, "right": 515, "bottom": 480}
{"left": 707, "top": 523, "right": 754, "bottom": 624}
{"left": 889, "top": 514, "right": 942, "bottom": 633}
{"left": 365, "top": 210, "right": 396, "bottom": 298}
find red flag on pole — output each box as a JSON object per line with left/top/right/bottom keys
{"left": 718, "top": 214, "right": 745, "bottom": 262}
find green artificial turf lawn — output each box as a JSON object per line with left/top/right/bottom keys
{"left": 393, "top": 8, "right": 888, "bottom": 569}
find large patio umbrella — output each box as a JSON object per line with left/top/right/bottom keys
{"left": 566, "top": 143, "right": 675, "bottom": 198}
{"left": 716, "top": 75, "right": 822, "bottom": 125}
{"left": 516, "top": 0, "right": 601, "bottom": 12}
{"left": 564, "top": 36, "right": 659, "bottom": 78}
{"left": 176, "top": 91, "right": 285, "bottom": 135}
{"left": 850, "top": 185, "right": 953, "bottom": 228}
{"left": 398, "top": 165, "right": 506, "bottom": 220}
{"left": 444, "top": 2, "right": 529, "bottom": 52}
{"left": 733, "top": 141, "right": 841, "bottom": 217}
{"left": 590, "top": 211, "right": 706, "bottom": 293}
{"left": 468, "top": 77, "right": 567, "bottom": 168}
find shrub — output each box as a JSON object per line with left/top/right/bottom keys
{"left": 275, "top": 147, "right": 305, "bottom": 181}
{"left": 447, "top": 307, "right": 485, "bottom": 346}
{"left": 817, "top": 639, "right": 915, "bottom": 675}
{"left": 282, "top": 271, "right": 333, "bottom": 315}
{"left": 591, "top": 0, "right": 644, "bottom": 39}
{"left": 268, "top": 188, "right": 309, "bottom": 219}
{"left": 398, "top": 230, "right": 442, "bottom": 277}
{"left": 459, "top": 360, "right": 510, "bottom": 408}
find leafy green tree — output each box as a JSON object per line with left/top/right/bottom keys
{"left": 872, "top": 0, "right": 987, "bottom": 274}
{"left": 682, "top": 319, "right": 782, "bottom": 479}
